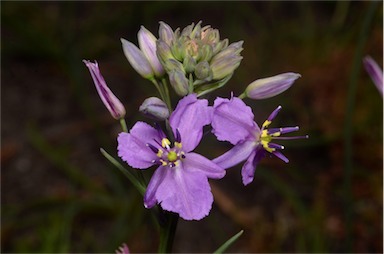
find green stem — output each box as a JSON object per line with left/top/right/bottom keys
{"left": 119, "top": 118, "right": 128, "bottom": 133}
{"left": 342, "top": 1, "right": 378, "bottom": 251}
{"left": 161, "top": 78, "right": 172, "bottom": 111}
{"left": 158, "top": 212, "right": 179, "bottom": 253}
{"left": 238, "top": 92, "right": 246, "bottom": 99}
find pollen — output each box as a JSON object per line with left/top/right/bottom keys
{"left": 174, "top": 142, "right": 182, "bottom": 149}
{"left": 162, "top": 138, "right": 171, "bottom": 149}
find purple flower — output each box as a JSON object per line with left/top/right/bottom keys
{"left": 363, "top": 56, "right": 383, "bottom": 96}
{"left": 117, "top": 94, "right": 225, "bottom": 220}
{"left": 211, "top": 96, "right": 307, "bottom": 185}
{"left": 83, "top": 60, "right": 126, "bottom": 120}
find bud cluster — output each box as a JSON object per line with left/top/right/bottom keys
{"left": 156, "top": 21, "right": 244, "bottom": 96}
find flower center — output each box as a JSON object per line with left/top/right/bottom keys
{"left": 147, "top": 136, "right": 186, "bottom": 168}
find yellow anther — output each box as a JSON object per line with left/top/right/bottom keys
{"left": 174, "top": 142, "right": 182, "bottom": 149}
{"left": 261, "top": 140, "right": 275, "bottom": 153}
{"left": 156, "top": 149, "right": 164, "bottom": 157}
{"left": 160, "top": 159, "right": 167, "bottom": 166}
{"left": 262, "top": 120, "right": 272, "bottom": 129}
{"left": 161, "top": 138, "right": 171, "bottom": 148}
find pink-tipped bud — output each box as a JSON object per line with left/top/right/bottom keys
{"left": 83, "top": 60, "right": 126, "bottom": 120}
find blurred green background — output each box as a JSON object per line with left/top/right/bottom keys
{"left": 1, "top": 1, "right": 382, "bottom": 253}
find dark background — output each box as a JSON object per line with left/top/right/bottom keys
{"left": 1, "top": 1, "right": 383, "bottom": 253}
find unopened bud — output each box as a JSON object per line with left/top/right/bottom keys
{"left": 138, "top": 26, "right": 165, "bottom": 77}
{"left": 163, "top": 59, "right": 185, "bottom": 74}
{"left": 156, "top": 40, "right": 174, "bottom": 63}
{"left": 121, "top": 38, "right": 154, "bottom": 79}
{"left": 245, "top": 72, "right": 301, "bottom": 99}
{"left": 210, "top": 55, "right": 243, "bottom": 80}
{"left": 158, "top": 21, "right": 174, "bottom": 46}
{"left": 169, "top": 70, "right": 189, "bottom": 96}
{"left": 83, "top": 60, "right": 126, "bottom": 120}
{"left": 139, "top": 97, "right": 169, "bottom": 120}
{"left": 183, "top": 55, "right": 196, "bottom": 73}
{"left": 194, "top": 61, "right": 212, "bottom": 81}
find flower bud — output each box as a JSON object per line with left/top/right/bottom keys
{"left": 363, "top": 55, "right": 383, "bottom": 96}
{"left": 194, "top": 61, "right": 212, "bottom": 81}
{"left": 169, "top": 70, "right": 189, "bottom": 96}
{"left": 121, "top": 38, "right": 154, "bottom": 79}
{"left": 83, "top": 60, "right": 126, "bottom": 120}
{"left": 199, "top": 44, "right": 213, "bottom": 62}
{"left": 183, "top": 55, "right": 196, "bottom": 73}
{"left": 139, "top": 97, "right": 170, "bottom": 121}
{"left": 156, "top": 40, "right": 174, "bottom": 63}
{"left": 138, "top": 26, "right": 165, "bottom": 77}
{"left": 158, "top": 21, "right": 174, "bottom": 45}
{"left": 163, "top": 59, "right": 185, "bottom": 74}
{"left": 245, "top": 72, "right": 301, "bottom": 99}
{"left": 210, "top": 54, "right": 243, "bottom": 80}
{"left": 210, "top": 41, "right": 243, "bottom": 80}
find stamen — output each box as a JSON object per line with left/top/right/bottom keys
{"left": 266, "top": 105, "right": 282, "bottom": 122}
{"left": 273, "top": 135, "right": 309, "bottom": 140}
{"left": 161, "top": 138, "right": 171, "bottom": 149}
{"left": 154, "top": 123, "right": 167, "bottom": 139}
{"left": 175, "top": 128, "right": 181, "bottom": 143}
{"left": 146, "top": 143, "right": 159, "bottom": 153}
{"left": 268, "top": 143, "right": 284, "bottom": 150}
{"left": 272, "top": 150, "right": 289, "bottom": 163}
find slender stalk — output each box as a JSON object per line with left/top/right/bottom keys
{"left": 161, "top": 77, "right": 172, "bottom": 111}
{"left": 119, "top": 118, "right": 128, "bottom": 133}
{"left": 342, "top": 2, "right": 378, "bottom": 251}
{"left": 158, "top": 212, "right": 179, "bottom": 253}
{"left": 238, "top": 92, "right": 246, "bottom": 99}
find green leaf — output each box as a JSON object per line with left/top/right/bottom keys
{"left": 100, "top": 148, "right": 146, "bottom": 195}
{"left": 213, "top": 229, "right": 244, "bottom": 253}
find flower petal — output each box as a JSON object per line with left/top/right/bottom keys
{"left": 212, "top": 96, "right": 258, "bottom": 145}
{"left": 212, "top": 140, "right": 255, "bottom": 169}
{"left": 241, "top": 147, "right": 265, "bottom": 185}
{"left": 170, "top": 94, "right": 212, "bottom": 152}
{"left": 182, "top": 152, "right": 225, "bottom": 179}
{"left": 117, "top": 122, "right": 159, "bottom": 169}
{"left": 144, "top": 166, "right": 167, "bottom": 208}
{"left": 155, "top": 165, "right": 213, "bottom": 220}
